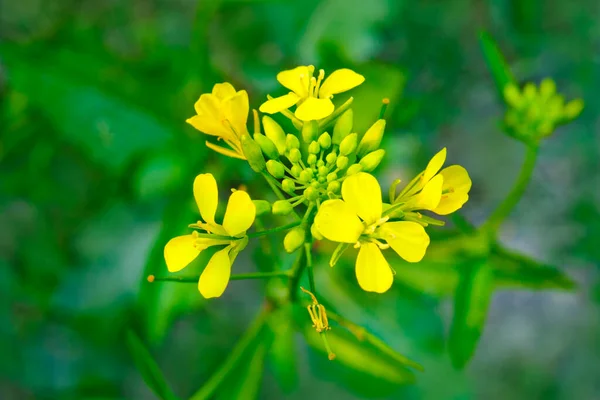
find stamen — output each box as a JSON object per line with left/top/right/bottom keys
{"left": 310, "top": 76, "right": 317, "bottom": 97}
{"left": 315, "top": 69, "right": 325, "bottom": 95}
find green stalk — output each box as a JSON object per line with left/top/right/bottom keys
{"left": 247, "top": 221, "right": 302, "bottom": 238}
{"left": 150, "top": 271, "right": 291, "bottom": 283}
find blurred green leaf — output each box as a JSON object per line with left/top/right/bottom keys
{"left": 448, "top": 258, "right": 494, "bottom": 369}
{"left": 126, "top": 330, "right": 180, "bottom": 400}
{"left": 267, "top": 306, "right": 298, "bottom": 393}
{"left": 478, "top": 30, "right": 515, "bottom": 99}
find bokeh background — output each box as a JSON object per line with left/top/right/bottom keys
{"left": 1, "top": 0, "right": 599, "bottom": 399}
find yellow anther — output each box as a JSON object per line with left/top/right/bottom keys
{"left": 301, "top": 287, "right": 331, "bottom": 333}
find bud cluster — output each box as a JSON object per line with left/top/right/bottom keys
{"left": 503, "top": 79, "right": 583, "bottom": 143}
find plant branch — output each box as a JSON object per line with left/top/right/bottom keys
{"left": 247, "top": 221, "right": 302, "bottom": 238}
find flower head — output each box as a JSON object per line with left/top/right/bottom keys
{"left": 259, "top": 65, "right": 365, "bottom": 121}
{"left": 314, "top": 172, "right": 430, "bottom": 294}
{"left": 187, "top": 83, "right": 250, "bottom": 159}
{"left": 164, "top": 173, "right": 256, "bottom": 298}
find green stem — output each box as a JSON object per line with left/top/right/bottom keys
{"left": 304, "top": 242, "right": 316, "bottom": 295}
{"left": 261, "top": 172, "right": 301, "bottom": 220}
{"left": 484, "top": 145, "right": 538, "bottom": 233}
{"left": 189, "top": 308, "right": 269, "bottom": 400}
{"left": 247, "top": 221, "right": 302, "bottom": 238}
{"left": 287, "top": 247, "right": 306, "bottom": 301}
{"left": 150, "top": 271, "right": 291, "bottom": 283}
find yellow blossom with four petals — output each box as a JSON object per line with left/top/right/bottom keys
{"left": 186, "top": 83, "right": 250, "bottom": 160}
{"left": 259, "top": 65, "right": 365, "bottom": 121}
{"left": 164, "top": 173, "right": 256, "bottom": 298}
{"left": 314, "top": 173, "right": 430, "bottom": 294}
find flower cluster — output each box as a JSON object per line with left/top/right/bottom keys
{"left": 166, "top": 64, "right": 471, "bottom": 300}
{"left": 503, "top": 79, "right": 583, "bottom": 143}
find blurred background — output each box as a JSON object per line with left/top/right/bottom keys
{"left": 1, "top": 0, "right": 599, "bottom": 399}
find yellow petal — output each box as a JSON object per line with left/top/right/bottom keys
{"left": 341, "top": 172, "right": 382, "bottom": 225}
{"left": 277, "top": 65, "right": 313, "bottom": 97}
{"left": 422, "top": 147, "right": 447, "bottom": 184}
{"left": 433, "top": 165, "right": 472, "bottom": 215}
{"left": 186, "top": 115, "right": 233, "bottom": 140}
{"left": 294, "top": 97, "right": 335, "bottom": 121}
{"left": 222, "top": 90, "right": 249, "bottom": 138}
{"left": 194, "top": 93, "right": 221, "bottom": 117}
{"left": 222, "top": 190, "right": 255, "bottom": 237}
{"left": 212, "top": 82, "right": 237, "bottom": 99}
{"left": 314, "top": 199, "right": 363, "bottom": 243}
{"left": 355, "top": 243, "right": 393, "bottom": 293}
{"left": 198, "top": 247, "right": 231, "bottom": 298}
{"left": 193, "top": 173, "right": 218, "bottom": 224}
{"left": 164, "top": 234, "right": 202, "bottom": 272}
{"left": 318, "top": 68, "right": 365, "bottom": 99}
{"left": 259, "top": 93, "right": 300, "bottom": 114}
{"left": 414, "top": 174, "right": 443, "bottom": 210}
{"left": 381, "top": 221, "right": 430, "bottom": 262}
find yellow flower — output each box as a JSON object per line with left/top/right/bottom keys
{"left": 186, "top": 83, "right": 250, "bottom": 160}
{"left": 163, "top": 173, "right": 256, "bottom": 298}
{"left": 394, "top": 148, "right": 472, "bottom": 215}
{"left": 314, "top": 173, "right": 430, "bottom": 294}
{"left": 259, "top": 65, "right": 365, "bottom": 121}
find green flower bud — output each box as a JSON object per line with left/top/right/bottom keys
{"left": 284, "top": 227, "right": 305, "bottom": 253}
{"left": 359, "top": 149, "right": 385, "bottom": 172}
{"left": 356, "top": 119, "right": 386, "bottom": 157}
{"left": 326, "top": 152, "right": 337, "bottom": 164}
{"left": 311, "top": 222, "right": 324, "bottom": 240}
{"left": 336, "top": 156, "right": 349, "bottom": 169}
{"left": 523, "top": 83, "right": 536, "bottom": 101}
{"left": 254, "top": 133, "right": 279, "bottom": 160}
{"left": 252, "top": 200, "right": 271, "bottom": 216}
{"left": 287, "top": 148, "right": 301, "bottom": 163}
{"left": 301, "top": 120, "right": 318, "bottom": 143}
{"left": 318, "top": 132, "right": 332, "bottom": 149}
{"left": 339, "top": 133, "right": 358, "bottom": 156}
{"left": 310, "top": 180, "right": 320, "bottom": 188}
{"left": 538, "top": 121, "right": 554, "bottom": 137}
{"left": 327, "top": 172, "right": 337, "bottom": 182}
{"left": 262, "top": 116, "right": 287, "bottom": 155}
{"left": 272, "top": 200, "right": 293, "bottom": 216}
{"left": 307, "top": 154, "right": 317, "bottom": 165}
{"left": 563, "top": 99, "right": 584, "bottom": 120}
{"left": 327, "top": 181, "right": 340, "bottom": 193}
{"left": 241, "top": 134, "right": 266, "bottom": 172}
{"left": 346, "top": 163, "right": 363, "bottom": 175}
{"left": 299, "top": 170, "right": 312, "bottom": 183}
{"left": 282, "top": 179, "right": 296, "bottom": 194}
{"left": 333, "top": 109, "right": 353, "bottom": 145}
{"left": 317, "top": 160, "right": 325, "bottom": 168}
{"left": 503, "top": 84, "right": 522, "bottom": 109}
{"left": 266, "top": 160, "right": 285, "bottom": 179}
{"left": 304, "top": 187, "right": 319, "bottom": 201}
{"left": 318, "top": 176, "right": 326, "bottom": 183}
{"left": 308, "top": 141, "right": 321, "bottom": 154}
{"left": 291, "top": 165, "right": 302, "bottom": 177}
{"left": 539, "top": 78, "right": 556, "bottom": 99}
{"left": 318, "top": 165, "right": 328, "bottom": 176}
{"left": 286, "top": 134, "right": 300, "bottom": 150}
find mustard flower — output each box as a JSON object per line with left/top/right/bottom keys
{"left": 259, "top": 65, "right": 365, "bottom": 121}
{"left": 186, "top": 83, "right": 250, "bottom": 159}
{"left": 314, "top": 172, "right": 430, "bottom": 294}
{"left": 163, "top": 173, "right": 256, "bottom": 298}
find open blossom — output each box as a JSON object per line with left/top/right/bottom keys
{"left": 164, "top": 173, "right": 255, "bottom": 298}
{"left": 186, "top": 83, "right": 250, "bottom": 159}
{"left": 259, "top": 65, "right": 364, "bottom": 121}
{"left": 314, "top": 173, "right": 431, "bottom": 294}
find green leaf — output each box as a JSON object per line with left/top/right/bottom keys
{"left": 448, "top": 258, "right": 494, "bottom": 369}
{"left": 478, "top": 30, "right": 515, "bottom": 99}
{"left": 491, "top": 245, "right": 576, "bottom": 290}
{"left": 126, "top": 330, "right": 179, "bottom": 400}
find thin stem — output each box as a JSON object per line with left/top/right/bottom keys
{"left": 484, "top": 145, "right": 538, "bottom": 233}
{"left": 261, "top": 172, "right": 301, "bottom": 220}
{"left": 247, "top": 221, "right": 302, "bottom": 238}
{"left": 287, "top": 247, "right": 306, "bottom": 301}
{"left": 304, "top": 242, "right": 316, "bottom": 295}
{"left": 189, "top": 307, "right": 269, "bottom": 400}
{"left": 149, "top": 271, "right": 291, "bottom": 283}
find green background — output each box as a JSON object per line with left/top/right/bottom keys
{"left": 1, "top": 0, "right": 598, "bottom": 399}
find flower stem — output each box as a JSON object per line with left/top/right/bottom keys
{"left": 148, "top": 270, "right": 291, "bottom": 283}
{"left": 261, "top": 171, "right": 301, "bottom": 220}
{"left": 247, "top": 221, "right": 302, "bottom": 238}
{"left": 304, "top": 242, "right": 316, "bottom": 295}
{"left": 484, "top": 145, "right": 538, "bottom": 233}
{"left": 287, "top": 247, "right": 306, "bottom": 301}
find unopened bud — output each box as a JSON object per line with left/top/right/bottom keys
{"left": 286, "top": 134, "right": 300, "bottom": 150}
{"left": 359, "top": 149, "right": 385, "bottom": 172}
{"left": 272, "top": 200, "right": 293, "bottom": 216}
{"left": 287, "top": 148, "right": 301, "bottom": 163}
{"left": 336, "top": 156, "right": 349, "bottom": 169}
{"left": 563, "top": 99, "right": 584, "bottom": 120}
{"left": 304, "top": 186, "right": 319, "bottom": 201}
{"left": 308, "top": 141, "right": 321, "bottom": 154}
{"left": 339, "top": 133, "right": 357, "bottom": 156}
{"left": 266, "top": 160, "right": 285, "bottom": 179}
{"left": 241, "top": 134, "right": 266, "bottom": 172}
{"left": 318, "top": 166, "right": 328, "bottom": 176}
{"left": 325, "top": 152, "right": 337, "bottom": 164}
{"left": 318, "top": 132, "right": 332, "bottom": 149}
{"left": 503, "top": 84, "right": 522, "bottom": 109}
{"left": 539, "top": 78, "right": 556, "bottom": 98}
{"left": 346, "top": 163, "right": 363, "bottom": 176}
{"left": 356, "top": 119, "right": 386, "bottom": 157}
{"left": 327, "top": 181, "right": 340, "bottom": 193}
{"left": 291, "top": 165, "right": 302, "bottom": 177}
{"left": 252, "top": 200, "right": 271, "bottom": 216}
{"left": 327, "top": 172, "right": 337, "bottom": 183}
{"left": 307, "top": 154, "right": 317, "bottom": 165}
{"left": 254, "top": 133, "right": 279, "bottom": 160}
{"left": 282, "top": 179, "right": 296, "bottom": 194}
{"left": 301, "top": 120, "right": 318, "bottom": 143}
{"left": 332, "top": 109, "right": 353, "bottom": 144}
{"left": 284, "top": 227, "right": 305, "bottom": 253}
{"left": 299, "top": 170, "right": 312, "bottom": 183}
{"left": 262, "top": 116, "right": 287, "bottom": 154}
